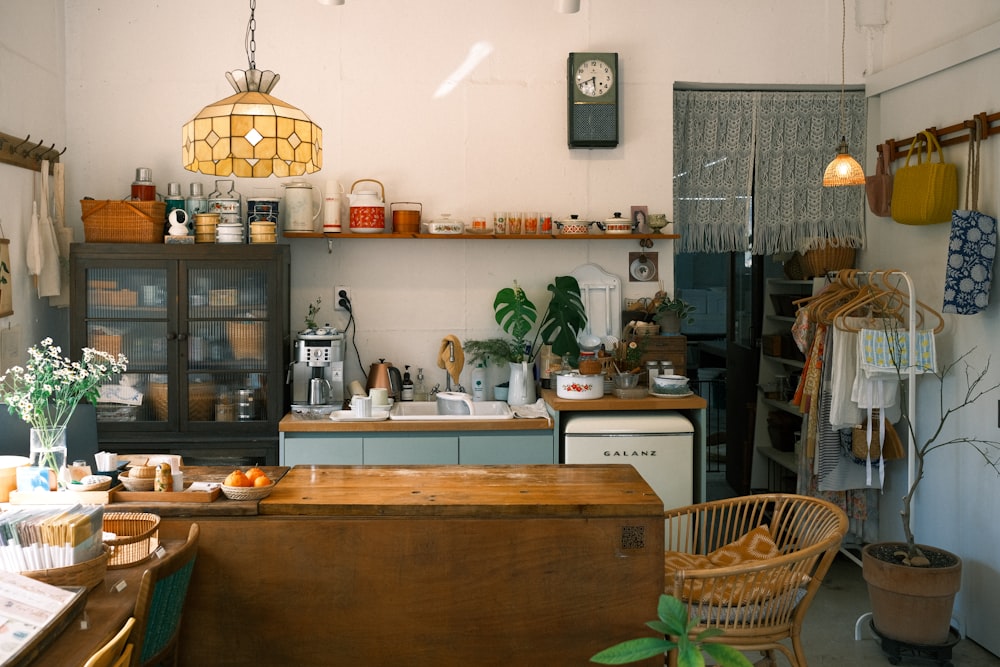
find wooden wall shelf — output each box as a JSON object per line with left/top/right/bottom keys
{"left": 283, "top": 231, "right": 679, "bottom": 241}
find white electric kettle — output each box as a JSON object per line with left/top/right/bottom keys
{"left": 282, "top": 180, "right": 322, "bottom": 232}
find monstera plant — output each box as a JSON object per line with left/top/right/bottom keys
{"left": 493, "top": 276, "right": 588, "bottom": 363}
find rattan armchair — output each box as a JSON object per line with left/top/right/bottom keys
{"left": 663, "top": 494, "right": 848, "bottom": 667}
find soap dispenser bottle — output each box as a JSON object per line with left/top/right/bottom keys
{"left": 471, "top": 363, "right": 486, "bottom": 402}
{"left": 401, "top": 365, "right": 414, "bottom": 402}
{"left": 413, "top": 367, "right": 428, "bottom": 402}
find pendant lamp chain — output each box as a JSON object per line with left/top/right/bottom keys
{"left": 822, "top": 0, "right": 865, "bottom": 186}
{"left": 246, "top": 0, "right": 257, "bottom": 71}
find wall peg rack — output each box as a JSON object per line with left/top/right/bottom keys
{"left": 0, "top": 130, "right": 66, "bottom": 174}
{"left": 878, "top": 110, "right": 999, "bottom": 163}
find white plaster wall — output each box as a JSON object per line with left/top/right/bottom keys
{"left": 59, "top": 0, "right": 869, "bottom": 388}
{"left": 0, "top": 0, "right": 68, "bottom": 354}
{"left": 862, "top": 33, "right": 1000, "bottom": 653}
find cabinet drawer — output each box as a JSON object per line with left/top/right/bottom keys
{"left": 460, "top": 434, "right": 554, "bottom": 464}
{"left": 363, "top": 436, "right": 459, "bottom": 464}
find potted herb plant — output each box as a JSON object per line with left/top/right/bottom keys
{"left": 652, "top": 291, "right": 695, "bottom": 335}
{"left": 863, "top": 348, "right": 1000, "bottom": 648}
{"left": 492, "top": 277, "right": 588, "bottom": 405}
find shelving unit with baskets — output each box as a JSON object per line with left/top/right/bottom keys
{"left": 750, "top": 276, "right": 819, "bottom": 492}
{"left": 70, "top": 244, "right": 290, "bottom": 465}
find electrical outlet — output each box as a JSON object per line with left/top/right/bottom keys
{"left": 335, "top": 285, "right": 352, "bottom": 312}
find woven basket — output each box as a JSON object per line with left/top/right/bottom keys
{"left": 222, "top": 482, "right": 274, "bottom": 501}
{"left": 226, "top": 321, "right": 266, "bottom": 361}
{"left": 103, "top": 512, "right": 160, "bottom": 569}
{"left": 22, "top": 547, "right": 109, "bottom": 591}
{"left": 118, "top": 471, "right": 155, "bottom": 492}
{"left": 799, "top": 246, "right": 856, "bottom": 278}
{"left": 82, "top": 200, "right": 165, "bottom": 243}
{"left": 148, "top": 381, "right": 215, "bottom": 421}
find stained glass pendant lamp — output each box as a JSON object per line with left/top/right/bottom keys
{"left": 823, "top": 0, "right": 864, "bottom": 187}
{"left": 182, "top": 0, "right": 322, "bottom": 178}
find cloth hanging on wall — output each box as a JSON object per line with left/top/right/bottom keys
{"left": 673, "top": 89, "right": 866, "bottom": 255}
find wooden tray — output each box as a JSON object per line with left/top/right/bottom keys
{"left": 111, "top": 485, "right": 221, "bottom": 503}
{"left": 9, "top": 484, "right": 123, "bottom": 505}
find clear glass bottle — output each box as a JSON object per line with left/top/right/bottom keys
{"left": 185, "top": 182, "right": 209, "bottom": 220}
{"left": 413, "top": 367, "right": 428, "bottom": 402}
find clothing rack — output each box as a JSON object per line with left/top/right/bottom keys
{"left": 878, "top": 110, "right": 999, "bottom": 163}
{"left": 819, "top": 270, "right": 920, "bottom": 568}
{"left": 0, "top": 130, "right": 66, "bottom": 174}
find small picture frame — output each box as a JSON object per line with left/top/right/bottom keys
{"left": 630, "top": 206, "right": 649, "bottom": 234}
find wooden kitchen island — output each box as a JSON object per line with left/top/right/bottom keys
{"left": 157, "top": 464, "right": 664, "bottom": 666}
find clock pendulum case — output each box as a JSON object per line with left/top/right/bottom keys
{"left": 567, "top": 52, "right": 619, "bottom": 148}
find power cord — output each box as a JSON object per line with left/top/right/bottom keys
{"left": 338, "top": 289, "right": 364, "bottom": 377}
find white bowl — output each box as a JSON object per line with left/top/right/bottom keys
{"left": 555, "top": 371, "right": 605, "bottom": 400}
{"left": 651, "top": 374, "right": 690, "bottom": 395}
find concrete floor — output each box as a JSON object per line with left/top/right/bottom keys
{"left": 705, "top": 470, "right": 999, "bottom": 666}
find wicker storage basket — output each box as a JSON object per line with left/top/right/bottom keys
{"left": 226, "top": 321, "right": 265, "bottom": 361}
{"left": 221, "top": 482, "right": 275, "bottom": 501}
{"left": 799, "top": 246, "right": 856, "bottom": 278}
{"left": 148, "top": 381, "right": 215, "bottom": 421}
{"left": 22, "top": 548, "right": 109, "bottom": 591}
{"left": 81, "top": 200, "right": 165, "bottom": 244}
{"left": 103, "top": 512, "right": 160, "bottom": 569}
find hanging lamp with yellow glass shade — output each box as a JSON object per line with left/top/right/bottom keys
{"left": 182, "top": 0, "right": 322, "bottom": 178}
{"left": 822, "top": 0, "right": 864, "bottom": 187}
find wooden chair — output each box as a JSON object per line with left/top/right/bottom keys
{"left": 84, "top": 616, "right": 135, "bottom": 667}
{"left": 130, "top": 523, "right": 200, "bottom": 667}
{"left": 663, "top": 494, "right": 848, "bottom": 667}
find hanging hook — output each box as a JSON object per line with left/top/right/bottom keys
{"left": 14, "top": 135, "right": 32, "bottom": 153}
{"left": 32, "top": 142, "right": 56, "bottom": 159}
{"left": 24, "top": 138, "right": 45, "bottom": 157}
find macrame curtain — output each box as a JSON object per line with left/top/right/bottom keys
{"left": 674, "top": 89, "right": 867, "bottom": 255}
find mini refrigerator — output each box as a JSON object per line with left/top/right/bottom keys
{"left": 564, "top": 411, "right": 694, "bottom": 511}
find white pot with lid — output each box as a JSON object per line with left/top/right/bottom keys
{"left": 597, "top": 211, "right": 635, "bottom": 234}
{"left": 553, "top": 214, "right": 592, "bottom": 235}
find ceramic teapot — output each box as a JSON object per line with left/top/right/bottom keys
{"left": 349, "top": 179, "right": 386, "bottom": 233}
{"left": 282, "top": 180, "right": 322, "bottom": 232}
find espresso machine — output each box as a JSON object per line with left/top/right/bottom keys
{"left": 289, "top": 327, "right": 345, "bottom": 409}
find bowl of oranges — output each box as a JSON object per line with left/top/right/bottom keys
{"left": 221, "top": 467, "right": 275, "bottom": 501}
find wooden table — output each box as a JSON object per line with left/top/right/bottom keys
{"left": 28, "top": 541, "right": 181, "bottom": 667}
{"left": 157, "top": 464, "right": 665, "bottom": 666}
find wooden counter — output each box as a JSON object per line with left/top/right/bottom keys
{"left": 158, "top": 464, "right": 663, "bottom": 666}
{"left": 279, "top": 412, "right": 552, "bottom": 432}
{"left": 540, "top": 386, "right": 707, "bottom": 411}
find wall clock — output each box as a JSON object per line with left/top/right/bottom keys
{"left": 567, "top": 52, "right": 619, "bottom": 148}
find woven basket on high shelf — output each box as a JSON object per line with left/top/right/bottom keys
{"left": 81, "top": 199, "right": 165, "bottom": 243}
{"left": 103, "top": 512, "right": 160, "bottom": 570}
{"left": 798, "top": 246, "right": 856, "bottom": 278}
{"left": 226, "top": 321, "right": 266, "bottom": 361}
{"left": 21, "top": 547, "right": 109, "bottom": 591}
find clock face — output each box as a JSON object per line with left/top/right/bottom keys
{"left": 575, "top": 58, "right": 614, "bottom": 98}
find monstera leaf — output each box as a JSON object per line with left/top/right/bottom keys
{"left": 537, "top": 276, "right": 587, "bottom": 359}
{"left": 494, "top": 282, "right": 537, "bottom": 358}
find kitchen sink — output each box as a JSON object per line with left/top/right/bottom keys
{"left": 389, "top": 401, "right": 514, "bottom": 420}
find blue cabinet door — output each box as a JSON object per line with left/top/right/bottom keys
{"left": 279, "top": 433, "right": 363, "bottom": 465}
{"left": 460, "top": 434, "right": 554, "bottom": 464}
{"left": 363, "top": 435, "right": 459, "bottom": 464}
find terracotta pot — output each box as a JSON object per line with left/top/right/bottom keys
{"left": 862, "top": 542, "right": 962, "bottom": 646}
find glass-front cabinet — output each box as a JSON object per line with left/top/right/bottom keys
{"left": 70, "top": 244, "right": 290, "bottom": 465}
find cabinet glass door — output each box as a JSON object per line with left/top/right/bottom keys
{"left": 84, "top": 265, "right": 169, "bottom": 424}
{"left": 184, "top": 263, "right": 272, "bottom": 424}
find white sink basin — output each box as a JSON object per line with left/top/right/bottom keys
{"left": 389, "top": 401, "right": 514, "bottom": 420}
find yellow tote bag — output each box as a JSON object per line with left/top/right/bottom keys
{"left": 890, "top": 130, "right": 958, "bottom": 225}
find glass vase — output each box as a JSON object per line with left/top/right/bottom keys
{"left": 29, "top": 426, "right": 69, "bottom": 491}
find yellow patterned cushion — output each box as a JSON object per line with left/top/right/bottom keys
{"left": 664, "top": 526, "right": 790, "bottom": 606}
{"left": 707, "top": 526, "right": 780, "bottom": 566}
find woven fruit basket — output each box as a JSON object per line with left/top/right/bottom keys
{"left": 81, "top": 199, "right": 165, "bottom": 243}
{"left": 22, "top": 547, "right": 109, "bottom": 591}
{"left": 103, "top": 512, "right": 160, "bottom": 570}
{"left": 222, "top": 482, "right": 275, "bottom": 501}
